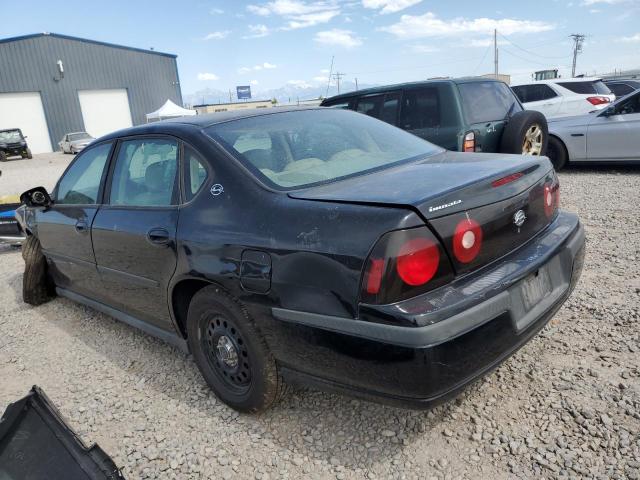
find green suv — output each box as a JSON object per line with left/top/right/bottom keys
{"left": 321, "top": 77, "right": 548, "bottom": 156}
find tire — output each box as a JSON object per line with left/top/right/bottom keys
{"left": 22, "top": 235, "right": 54, "bottom": 306}
{"left": 187, "top": 285, "right": 285, "bottom": 412}
{"left": 546, "top": 136, "right": 568, "bottom": 171}
{"left": 0, "top": 151, "right": 6, "bottom": 162}
{"left": 499, "top": 110, "right": 548, "bottom": 156}
{"left": 26, "top": 148, "right": 33, "bottom": 159}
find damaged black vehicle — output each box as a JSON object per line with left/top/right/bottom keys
{"left": 17, "top": 108, "right": 585, "bottom": 412}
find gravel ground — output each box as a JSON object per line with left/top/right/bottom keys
{"left": 1, "top": 164, "right": 639, "bottom": 479}
{"left": 0, "top": 152, "right": 73, "bottom": 196}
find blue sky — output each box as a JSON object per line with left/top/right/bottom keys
{"left": 4, "top": 0, "right": 640, "bottom": 95}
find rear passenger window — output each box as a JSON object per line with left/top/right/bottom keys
{"left": 109, "top": 138, "right": 178, "bottom": 207}
{"left": 400, "top": 88, "right": 440, "bottom": 130}
{"left": 607, "top": 83, "right": 634, "bottom": 97}
{"left": 512, "top": 84, "right": 557, "bottom": 103}
{"left": 356, "top": 95, "right": 384, "bottom": 118}
{"left": 558, "top": 81, "right": 612, "bottom": 95}
{"left": 184, "top": 146, "right": 208, "bottom": 201}
{"left": 379, "top": 93, "right": 400, "bottom": 125}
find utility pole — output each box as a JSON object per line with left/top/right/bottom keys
{"left": 332, "top": 72, "right": 345, "bottom": 94}
{"left": 325, "top": 55, "right": 334, "bottom": 97}
{"left": 494, "top": 29, "right": 498, "bottom": 79}
{"left": 570, "top": 34, "right": 585, "bottom": 77}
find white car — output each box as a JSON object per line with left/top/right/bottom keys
{"left": 511, "top": 78, "right": 615, "bottom": 119}
{"left": 58, "top": 132, "right": 94, "bottom": 154}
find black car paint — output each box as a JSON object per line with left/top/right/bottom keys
{"left": 0, "top": 128, "right": 30, "bottom": 159}
{"left": 24, "top": 108, "right": 584, "bottom": 407}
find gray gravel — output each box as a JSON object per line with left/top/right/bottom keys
{"left": 0, "top": 164, "right": 639, "bottom": 479}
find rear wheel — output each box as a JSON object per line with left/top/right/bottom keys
{"left": 546, "top": 136, "right": 568, "bottom": 171}
{"left": 22, "top": 236, "right": 54, "bottom": 305}
{"left": 499, "top": 110, "right": 548, "bottom": 156}
{"left": 0, "top": 151, "right": 6, "bottom": 162}
{"left": 186, "top": 286, "right": 285, "bottom": 412}
{"left": 26, "top": 148, "right": 33, "bottom": 159}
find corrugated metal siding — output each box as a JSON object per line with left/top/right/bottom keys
{"left": 0, "top": 34, "right": 181, "bottom": 150}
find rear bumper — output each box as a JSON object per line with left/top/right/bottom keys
{"left": 272, "top": 211, "right": 585, "bottom": 408}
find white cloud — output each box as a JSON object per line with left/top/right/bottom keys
{"left": 410, "top": 44, "right": 440, "bottom": 53}
{"left": 618, "top": 32, "right": 640, "bottom": 42}
{"left": 210, "top": 7, "right": 224, "bottom": 14}
{"left": 244, "top": 24, "right": 271, "bottom": 38}
{"left": 247, "top": 0, "right": 340, "bottom": 29}
{"left": 313, "top": 75, "right": 329, "bottom": 82}
{"left": 238, "top": 62, "right": 278, "bottom": 74}
{"left": 381, "top": 12, "right": 554, "bottom": 39}
{"left": 314, "top": 29, "right": 363, "bottom": 48}
{"left": 203, "top": 30, "right": 230, "bottom": 40}
{"left": 287, "top": 79, "right": 313, "bottom": 88}
{"left": 197, "top": 72, "right": 219, "bottom": 81}
{"left": 362, "top": 0, "right": 423, "bottom": 14}
{"left": 582, "top": 0, "right": 630, "bottom": 4}
{"left": 251, "top": 79, "right": 260, "bottom": 85}
{"left": 467, "top": 38, "right": 507, "bottom": 47}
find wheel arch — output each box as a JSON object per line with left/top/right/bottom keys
{"left": 170, "top": 277, "right": 229, "bottom": 339}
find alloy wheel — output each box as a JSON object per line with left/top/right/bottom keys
{"left": 522, "top": 124, "right": 543, "bottom": 155}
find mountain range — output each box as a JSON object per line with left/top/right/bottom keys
{"left": 183, "top": 80, "right": 376, "bottom": 107}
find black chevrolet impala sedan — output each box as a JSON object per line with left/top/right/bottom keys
{"left": 17, "top": 108, "right": 585, "bottom": 412}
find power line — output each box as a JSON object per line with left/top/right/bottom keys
{"left": 499, "top": 46, "right": 572, "bottom": 68}
{"left": 472, "top": 43, "right": 492, "bottom": 75}
{"left": 497, "top": 32, "right": 573, "bottom": 60}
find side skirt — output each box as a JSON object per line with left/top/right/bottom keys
{"left": 56, "top": 287, "right": 190, "bottom": 354}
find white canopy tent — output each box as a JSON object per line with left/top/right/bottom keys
{"left": 146, "top": 100, "right": 196, "bottom": 122}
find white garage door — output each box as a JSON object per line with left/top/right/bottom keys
{"left": 0, "top": 92, "right": 52, "bottom": 154}
{"left": 78, "top": 89, "right": 132, "bottom": 139}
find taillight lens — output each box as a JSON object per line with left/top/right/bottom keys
{"left": 463, "top": 131, "right": 475, "bottom": 152}
{"left": 587, "top": 96, "right": 610, "bottom": 106}
{"left": 361, "top": 227, "right": 453, "bottom": 305}
{"left": 543, "top": 179, "right": 560, "bottom": 218}
{"left": 452, "top": 218, "right": 483, "bottom": 263}
{"left": 396, "top": 238, "right": 440, "bottom": 285}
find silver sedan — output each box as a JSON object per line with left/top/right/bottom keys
{"left": 58, "top": 132, "right": 94, "bottom": 154}
{"left": 547, "top": 88, "right": 640, "bottom": 170}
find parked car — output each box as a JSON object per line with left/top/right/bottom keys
{"left": 59, "top": 132, "right": 94, "bottom": 154}
{"left": 17, "top": 108, "right": 584, "bottom": 412}
{"left": 321, "top": 78, "right": 548, "bottom": 156}
{"left": 511, "top": 77, "right": 615, "bottom": 119}
{"left": 603, "top": 79, "right": 640, "bottom": 98}
{"left": 0, "top": 128, "right": 32, "bottom": 161}
{"left": 546, "top": 88, "right": 640, "bottom": 170}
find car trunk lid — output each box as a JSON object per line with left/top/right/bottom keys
{"left": 289, "top": 151, "right": 557, "bottom": 274}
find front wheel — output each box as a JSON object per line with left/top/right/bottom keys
{"left": 186, "top": 286, "right": 286, "bottom": 412}
{"left": 26, "top": 148, "right": 33, "bottom": 159}
{"left": 499, "top": 110, "right": 548, "bottom": 156}
{"left": 546, "top": 136, "right": 568, "bottom": 171}
{"left": 22, "top": 236, "right": 54, "bottom": 305}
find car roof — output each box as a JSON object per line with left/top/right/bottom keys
{"left": 323, "top": 77, "right": 504, "bottom": 103}
{"left": 513, "top": 77, "right": 603, "bottom": 86}
{"left": 0, "top": 128, "right": 21, "bottom": 132}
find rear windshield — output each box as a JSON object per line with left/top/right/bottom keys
{"left": 458, "top": 81, "right": 522, "bottom": 124}
{"left": 558, "top": 80, "right": 612, "bottom": 95}
{"left": 205, "top": 109, "right": 442, "bottom": 189}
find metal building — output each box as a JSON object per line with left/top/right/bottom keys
{"left": 0, "top": 33, "right": 182, "bottom": 153}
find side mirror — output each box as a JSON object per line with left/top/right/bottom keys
{"left": 21, "top": 186, "right": 52, "bottom": 208}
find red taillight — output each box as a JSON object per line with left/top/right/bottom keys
{"left": 543, "top": 182, "right": 560, "bottom": 218}
{"left": 587, "top": 96, "right": 610, "bottom": 106}
{"left": 492, "top": 172, "right": 524, "bottom": 187}
{"left": 463, "top": 131, "right": 475, "bottom": 152}
{"left": 365, "top": 258, "right": 385, "bottom": 294}
{"left": 453, "top": 218, "right": 483, "bottom": 264}
{"left": 361, "top": 227, "right": 453, "bottom": 304}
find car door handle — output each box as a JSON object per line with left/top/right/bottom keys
{"left": 75, "top": 220, "right": 88, "bottom": 234}
{"left": 147, "top": 228, "right": 170, "bottom": 246}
